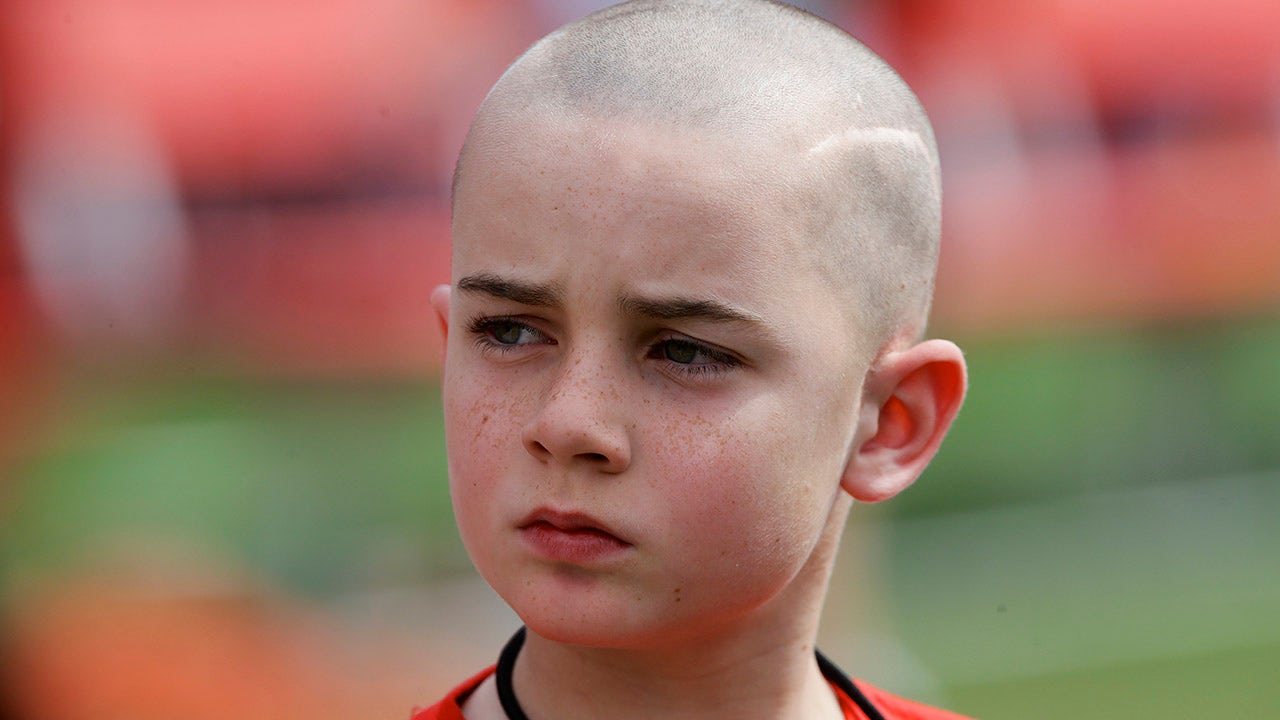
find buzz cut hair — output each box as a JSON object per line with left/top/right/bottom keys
{"left": 453, "top": 0, "right": 942, "bottom": 351}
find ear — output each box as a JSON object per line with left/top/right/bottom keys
{"left": 841, "top": 339, "right": 967, "bottom": 503}
{"left": 429, "top": 284, "right": 451, "bottom": 343}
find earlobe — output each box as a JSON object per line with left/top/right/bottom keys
{"left": 430, "top": 284, "right": 452, "bottom": 342}
{"left": 841, "top": 339, "right": 967, "bottom": 503}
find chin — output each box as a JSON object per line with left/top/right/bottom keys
{"left": 523, "top": 616, "right": 631, "bottom": 648}
{"left": 514, "top": 592, "right": 753, "bottom": 652}
{"left": 506, "top": 591, "right": 684, "bottom": 650}
{"left": 512, "top": 596, "right": 648, "bottom": 647}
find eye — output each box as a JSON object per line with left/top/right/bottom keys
{"left": 661, "top": 339, "right": 704, "bottom": 364}
{"left": 468, "top": 316, "right": 552, "bottom": 353}
{"left": 648, "top": 337, "right": 741, "bottom": 377}
{"left": 488, "top": 320, "right": 535, "bottom": 345}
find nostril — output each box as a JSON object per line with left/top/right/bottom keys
{"left": 526, "top": 439, "right": 552, "bottom": 460}
{"left": 521, "top": 408, "right": 631, "bottom": 471}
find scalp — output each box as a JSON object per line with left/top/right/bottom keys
{"left": 454, "top": 0, "right": 942, "bottom": 353}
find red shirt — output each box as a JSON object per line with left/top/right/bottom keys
{"left": 410, "top": 665, "right": 973, "bottom": 720}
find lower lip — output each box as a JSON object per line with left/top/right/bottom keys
{"left": 520, "top": 522, "right": 632, "bottom": 564}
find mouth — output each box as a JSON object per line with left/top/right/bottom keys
{"left": 518, "top": 508, "right": 633, "bottom": 563}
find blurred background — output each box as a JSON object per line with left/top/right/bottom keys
{"left": 1, "top": 0, "right": 1277, "bottom": 717}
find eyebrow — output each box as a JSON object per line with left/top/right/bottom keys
{"left": 456, "top": 273, "right": 564, "bottom": 307}
{"left": 456, "top": 273, "right": 765, "bottom": 329}
{"left": 619, "top": 294, "right": 764, "bottom": 326}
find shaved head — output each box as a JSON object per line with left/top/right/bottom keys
{"left": 454, "top": 0, "right": 941, "bottom": 352}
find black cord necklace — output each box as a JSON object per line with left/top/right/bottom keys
{"left": 493, "top": 627, "right": 887, "bottom": 720}
{"left": 494, "top": 627, "right": 530, "bottom": 720}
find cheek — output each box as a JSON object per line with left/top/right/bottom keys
{"left": 645, "top": 405, "right": 832, "bottom": 587}
{"left": 445, "top": 388, "right": 505, "bottom": 462}
{"left": 443, "top": 360, "right": 535, "bottom": 461}
{"left": 442, "top": 371, "right": 526, "bottom": 534}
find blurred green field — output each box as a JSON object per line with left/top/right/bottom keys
{"left": 4, "top": 315, "right": 1279, "bottom": 717}
{"left": 951, "top": 641, "right": 1280, "bottom": 719}
{"left": 886, "top": 316, "right": 1280, "bottom": 716}
{"left": 4, "top": 377, "right": 459, "bottom": 596}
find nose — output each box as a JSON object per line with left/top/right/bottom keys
{"left": 522, "top": 357, "right": 632, "bottom": 473}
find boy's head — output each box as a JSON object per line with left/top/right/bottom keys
{"left": 433, "top": 0, "right": 965, "bottom": 649}
{"left": 455, "top": 0, "right": 942, "bottom": 355}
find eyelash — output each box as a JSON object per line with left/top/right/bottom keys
{"left": 646, "top": 337, "right": 741, "bottom": 377}
{"left": 467, "top": 316, "right": 553, "bottom": 355}
{"left": 465, "top": 316, "right": 741, "bottom": 378}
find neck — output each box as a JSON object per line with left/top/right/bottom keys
{"left": 515, "top": 630, "right": 840, "bottom": 720}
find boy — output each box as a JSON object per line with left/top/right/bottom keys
{"left": 417, "top": 1, "right": 969, "bottom": 718}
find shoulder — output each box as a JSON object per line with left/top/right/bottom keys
{"left": 853, "top": 679, "right": 975, "bottom": 720}
{"left": 409, "top": 666, "right": 496, "bottom": 720}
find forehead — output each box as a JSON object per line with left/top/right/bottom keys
{"left": 452, "top": 114, "right": 821, "bottom": 274}
{"left": 451, "top": 112, "right": 868, "bottom": 365}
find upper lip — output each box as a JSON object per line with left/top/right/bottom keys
{"left": 519, "top": 507, "right": 630, "bottom": 543}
